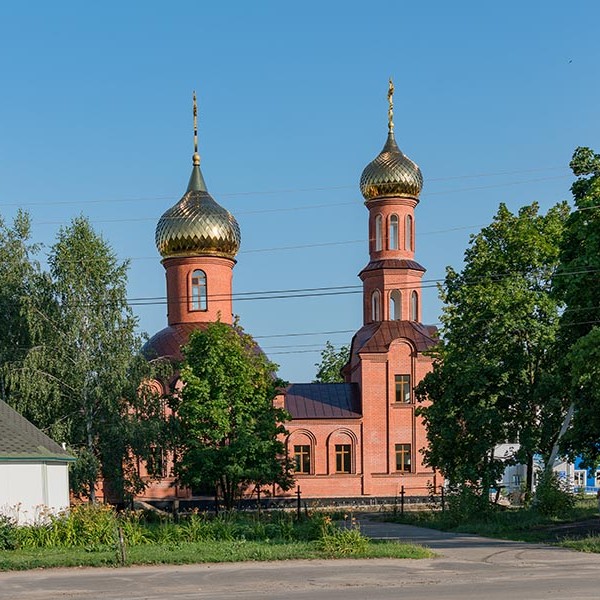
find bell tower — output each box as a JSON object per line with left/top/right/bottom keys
{"left": 154, "top": 92, "right": 241, "bottom": 327}
{"left": 359, "top": 79, "right": 426, "bottom": 324}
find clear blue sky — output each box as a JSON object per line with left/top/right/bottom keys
{"left": 0, "top": 1, "right": 598, "bottom": 382}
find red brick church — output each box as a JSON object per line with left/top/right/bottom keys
{"left": 143, "top": 83, "right": 438, "bottom": 501}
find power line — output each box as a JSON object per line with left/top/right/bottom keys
{"left": 5, "top": 174, "right": 573, "bottom": 227}
{"left": 0, "top": 166, "right": 570, "bottom": 209}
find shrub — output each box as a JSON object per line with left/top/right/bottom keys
{"left": 534, "top": 471, "right": 575, "bottom": 517}
{"left": 0, "top": 515, "right": 17, "bottom": 550}
{"left": 318, "top": 516, "right": 369, "bottom": 556}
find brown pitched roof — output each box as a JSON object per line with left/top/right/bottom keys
{"left": 353, "top": 321, "right": 438, "bottom": 354}
{"left": 0, "top": 400, "right": 74, "bottom": 462}
{"left": 284, "top": 383, "right": 361, "bottom": 419}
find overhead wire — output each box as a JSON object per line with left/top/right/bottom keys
{"left": 0, "top": 165, "right": 570, "bottom": 209}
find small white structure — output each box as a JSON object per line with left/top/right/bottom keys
{"left": 0, "top": 400, "right": 74, "bottom": 524}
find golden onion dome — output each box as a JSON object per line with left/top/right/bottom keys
{"left": 360, "top": 78, "right": 423, "bottom": 202}
{"left": 155, "top": 164, "right": 241, "bottom": 260}
{"left": 155, "top": 93, "right": 241, "bottom": 260}
{"left": 360, "top": 131, "right": 423, "bottom": 201}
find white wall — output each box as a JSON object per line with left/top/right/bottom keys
{"left": 0, "top": 461, "right": 70, "bottom": 524}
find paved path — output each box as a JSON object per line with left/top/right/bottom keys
{"left": 1, "top": 517, "right": 600, "bottom": 599}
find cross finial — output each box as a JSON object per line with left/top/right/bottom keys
{"left": 192, "top": 91, "right": 200, "bottom": 166}
{"left": 387, "top": 78, "right": 394, "bottom": 134}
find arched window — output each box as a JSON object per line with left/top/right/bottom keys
{"left": 405, "top": 215, "right": 413, "bottom": 251}
{"left": 389, "top": 214, "right": 399, "bottom": 250}
{"left": 191, "top": 269, "right": 207, "bottom": 311}
{"left": 375, "top": 214, "right": 383, "bottom": 251}
{"left": 410, "top": 290, "right": 418, "bottom": 321}
{"left": 371, "top": 289, "right": 381, "bottom": 322}
{"left": 390, "top": 290, "right": 402, "bottom": 320}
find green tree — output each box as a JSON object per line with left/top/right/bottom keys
{"left": 553, "top": 147, "right": 600, "bottom": 465}
{"left": 417, "top": 202, "right": 569, "bottom": 501}
{"left": 314, "top": 341, "right": 349, "bottom": 383}
{"left": 175, "top": 321, "right": 293, "bottom": 510}
{"left": 9, "top": 217, "right": 167, "bottom": 503}
{"left": 0, "top": 210, "right": 40, "bottom": 405}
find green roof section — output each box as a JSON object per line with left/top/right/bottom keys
{"left": 0, "top": 400, "right": 75, "bottom": 462}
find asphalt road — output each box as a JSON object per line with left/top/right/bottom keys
{"left": 1, "top": 518, "right": 599, "bottom": 600}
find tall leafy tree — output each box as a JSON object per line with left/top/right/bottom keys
{"left": 313, "top": 341, "right": 350, "bottom": 383}
{"left": 10, "top": 217, "right": 167, "bottom": 503}
{"left": 553, "top": 147, "right": 600, "bottom": 465}
{"left": 0, "top": 210, "right": 40, "bottom": 404}
{"left": 417, "top": 202, "right": 569, "bottom": 498}
{"left": 175, "top": 321, "right": 293, "bottom": 510}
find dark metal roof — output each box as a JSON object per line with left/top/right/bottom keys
{"left": 142, "top": 323, "right": 206, "bottom": 362}
{"left": 353, "top": 321, "right": 438, "bottom": 354}
{"left": 359, "top": 259, "right": 426, "bottom": 277}
{"left": 0, "top": 400, "right": 74, "bottom": 461}
{"left": 284, "top": 383, "right": 361, "bottom": 419}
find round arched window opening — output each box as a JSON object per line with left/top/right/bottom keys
{"left": 191, "top": 269, "right": 207, "bottom": 311}
{"left": 371, "top": 289, "right": 381, "bottom": 322}
{"left": 405, "top": 215, "right": 413, "bottom": 251}
{"left": 390, "top": 290, "right": 402, "bottom": 320}
{"left": 389, "top": 214, "right": 399, "bottom": 250}
{"left": 375, "top": 214, "right": 383, "bottom": 252}
{"left": 410, "top": 290, "right": 418, "bottom": 321}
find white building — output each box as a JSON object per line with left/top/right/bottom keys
{"left": 0, "top": 400, "right": 74, "bottom": 524}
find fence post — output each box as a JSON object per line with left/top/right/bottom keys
{"left": 257, "top": 486, "right": 261, "bottom": 517}
{"left": 296, "top": 485, "right": 302, "bottom": 521}
{"left": 400, "top": 485, "right": 405, "bottom": 516}
{"left": 117, "top": 526, "right": 127, "bottom": 566}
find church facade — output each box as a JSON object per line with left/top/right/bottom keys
{"left": 142, "top": 84, "right": 438, "bottom": 501}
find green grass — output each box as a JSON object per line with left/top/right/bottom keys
{"left": 382, "top": 497, "right": 600, "bottom": 546}
{"left": 0, "top": 539, "right": 433, "bottom": 571}
{"left": 0, "top": 506, "right": 433, "bottom": 570}
{"left": 561, "top": 536, "right": 600, "bottom": 553}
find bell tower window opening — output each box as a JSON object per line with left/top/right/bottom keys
{"left": 191, "top": 269, "right": 207, "bottom": 311}
{"left": 390, "top": 290, "right": 401, "bottom": 320}
{"left": 405, "top": 215, "right": 413, "bottom": 251}
{"left": 374, "top": 214, "right": 383, "bottom": 251}
{"left": 410, "top": 291, "right": 418, "bottom": 321}
{"left": 371, "top": 289, "right": 381, "bottom": 322}
{"left": 389, "top": 214, "right": 399, "bottom": 250}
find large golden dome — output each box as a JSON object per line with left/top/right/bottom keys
{"left": 360, "top": 131, "right": 423, "bottom": 201}
{"left": 156, "top": 159, "right": 241, "bottom": 260}
{"left": 156, "top": 93, "right": 241, "bottom": 260}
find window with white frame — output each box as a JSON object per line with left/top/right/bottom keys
{"left": 574, "top": 470, "right": 586, "bottom": 488}
{"left": 190, "top": 269, "right": 207, "bottom": 311}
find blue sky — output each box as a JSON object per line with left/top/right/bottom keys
{"left": 0, "top": 1, "right": 598, "bottom": 382}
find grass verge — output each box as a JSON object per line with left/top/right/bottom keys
{"left": 0, "top": 539, "right": 434, "bottom": 571}
{"left": 381, "top": 498, "right": 600, "bottom": 549}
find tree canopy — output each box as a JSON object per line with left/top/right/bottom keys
{"left": 0, "top": 210, "right": 40, "bottom": 405}
{"left": 416, "top": 201, "right": 569, "bottom": 496}
{"left": 553, "top": 147, "right": 600, "bottom": 465}
{"left": 8, "top": 216, "right": 168, "bottom": 503}
{"left": 313, "top": 341, "right": 349, "bottom": 383}
{"left": 175, "top": 321, "right": 293, "bottom": 510}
